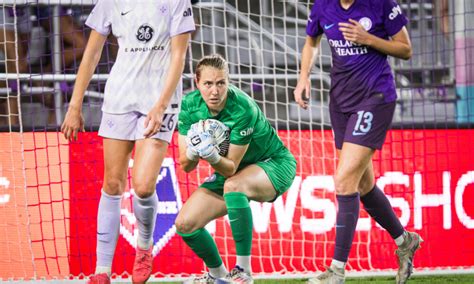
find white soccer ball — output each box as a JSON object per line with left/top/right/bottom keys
{"left": 203, "top": 119, "right": 230, "bottom": 156}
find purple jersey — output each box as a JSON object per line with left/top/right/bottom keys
{"left": 306, "top": 0, "right": 407, "bottom": 112}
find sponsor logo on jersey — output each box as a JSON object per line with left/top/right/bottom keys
{"left": 240, "top": 127, "right": 254, "bottom": 136}
{"left": 121, "top": 10, "right": 132, "bottom": 16}
{"left": 124, "top": 46, "right": 164, "bottom": 53}
{"left": 358, "top": 17, "right": 372, "bottom": 31}
{"left": 324, "top": 23, "right": 335, "bottom": 30}
{"left": 136, "top": 24, "right": 154, "bottom": 43}
{"left": 120, "top": 158, "right": 182, "bottom": 256}
{"left": 328, "top": 39, "right": 369, "bottom": 57}
{"left": 389, "top": 5, "right": 402, "bottom": 20}
{"left": 183, "top": 7, "right": 192, "bottom": 17}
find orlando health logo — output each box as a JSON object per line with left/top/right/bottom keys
{"left": 120, "top": 158, "right": 182, "bottom": 257}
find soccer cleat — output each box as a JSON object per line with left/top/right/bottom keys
{"left": 132, "top": 246, "right": 154, "bottom": 284}
{"left": 396, "top": 231, "right": 423, "bottom": 284}
{"left": 307, "top": 265, "right": 345, "bottom": 284}
{"left": 220, "top": 265, "right": 253, "bottom": 284}
{"left": 183, "top": 272, "right": 218, "bottom": 283}
{"left": 87, "top": 273, "right": 111, "bottom": 284}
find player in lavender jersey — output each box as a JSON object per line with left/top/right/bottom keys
{"left": 294, "top": 0, "right": 422, "bottom": 283}
{"left": 61, "top": 1, "right": 195, "bottom": 283}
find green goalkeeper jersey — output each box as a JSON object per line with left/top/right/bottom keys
{"left": 178, "top": 85, "right": 291, "bottom": 169}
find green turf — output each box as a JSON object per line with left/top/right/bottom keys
{"left": 149, "top": 274, "right": 474, "bottom": 284}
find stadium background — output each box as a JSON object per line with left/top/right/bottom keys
{"left": 0, "top": 0, "right": 473, "bottom": 282}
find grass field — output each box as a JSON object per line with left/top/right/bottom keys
{"left": 150, "top": 274, "right": 474, "bottom": 283}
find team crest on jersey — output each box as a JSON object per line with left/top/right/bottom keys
{"left": 120, "top": 158, "right": 182, "bottom": 256}
{"left": 160, "top": 5, "right": 167, "bottom": 15}
{"left": 359, "top": 17, "right": 372, "bottom": 31}
{"left": 136, "top": 24, "right": 154, "bottom": 43}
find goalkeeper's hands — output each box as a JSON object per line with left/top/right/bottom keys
{"left": 186, "top": 130, "right": 221, "bottom": 165}
{"left": 196, "top": 132, "right": 221, "bottom": 165}
{"left": 185, "top": 122, "right": 203, "bottom": 161}
{"left": 185, "top": 145, "right": 200, "bottom": 162}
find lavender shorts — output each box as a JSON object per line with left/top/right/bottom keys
{"left": 330, "top": 102, "right": 396, "bottom": 150}
{"left": 98, "top": 111, "right": 177, "bottom": 143}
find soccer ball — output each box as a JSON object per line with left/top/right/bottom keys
{"left": 203, "top": 119, "right": 230, "bottom": 156}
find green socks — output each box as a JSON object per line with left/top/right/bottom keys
{"left": 178, "top": 192, "right": 253, "bottom": 270}
{"left": 224, "top": 192, "right": 253, "bottom": 256}
{"left": 177, "top": 228, "right": 223, "bottom": 268}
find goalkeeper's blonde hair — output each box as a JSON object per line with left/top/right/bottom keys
{"left": 195, "top": 54, "right": 229, "bottom": 82}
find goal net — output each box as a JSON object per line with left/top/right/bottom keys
{"left": 1, "top": 0, "right": 473, "bottom": 281}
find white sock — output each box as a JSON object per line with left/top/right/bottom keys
{"left": 133, "top": 192, "right": 158, "bottom": 250}
{"left": 96, "top": 190, "right": 122, "bottom": 272}
{"left": 95, "top": 266, "right": 111, "bottom": 276}
{"left": 331, "top": 259, "right": 346, "bottom": 269}
{"left": 236, "top": 255, "right": 251, "bottom": 273}
{"left": 209, "top": 263, "right": 228, "bottom": 278}
{"left": 395, "top": 231, "right": 407, "bottom": 247}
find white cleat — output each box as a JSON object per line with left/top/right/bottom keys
{"left": 396, "top": 231, "right": 423, "bottom": 284}
{"left": 307, "top": 265, "right": 345, "bottom": 284}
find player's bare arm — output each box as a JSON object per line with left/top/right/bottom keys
{"left": 210, "top": 143, "right": 249, "bottom": 178}
{"left": 144, "top": 32, "right": 191, "bottom": 138}
{"left": 339, "top": 19, "right": 412, "bottom": 60}
{"left": 61, "top": 30, "right": 107, "bottom": 141}
{"left": 294, "top": 35, "right": 322, "bottom": 109}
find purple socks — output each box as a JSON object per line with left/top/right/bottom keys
{"left": 334, "top": 193, "right": 360, "bottom": 262}
{"left": 361, "top": 185, "right": 405, "bottom": 239}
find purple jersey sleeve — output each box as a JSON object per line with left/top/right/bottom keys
{"left": 85, "top": 0, "right": 111, "bottom": 36}
{"left": 170, "top": 0, "right": 196, "bottom": 37}
{"left": 382, "top": 0, "right": 408, "bottom": 36}
{"left": 306, "top": 0, "right": 323, "bottom": 37}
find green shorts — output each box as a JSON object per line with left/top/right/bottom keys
{"left": 200, "top": 152, "right": 297, "bottom": 201}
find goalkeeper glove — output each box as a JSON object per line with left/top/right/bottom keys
{"left": 191, "top": 131, "right": 221, "bottom": 165}
{"left": 185, "top": 121, "right": 205, "bottom": 161}
{"left": 185, "top": 145, "right": 199, "bottom": 161}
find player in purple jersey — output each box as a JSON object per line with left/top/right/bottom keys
{"left": 294, "top": 0, "right": 422, "bottom": 283}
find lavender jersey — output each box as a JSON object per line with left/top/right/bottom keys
{"left": 86, "top": 0, "right": 195, "bottom": 114}
{"left": 306, "top": 0, "right": 407, "bottom": 112}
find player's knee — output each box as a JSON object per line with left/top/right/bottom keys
{"left": 358, "top": 179, "right": 374, "bottom": 196}
{"left": 223, "top": 178, "right": 247, "bottom": 194}
{"left": 334, "top": 174, "right": 357, "bottom": 195}
{"left": 175, "top": 214, "right": 198, "bottom": 234}
{"left": 132, "top": 179, "right": 156, "bottom": 198}
{"left": 103, "top": 178, "right": 125, "bottom": 196}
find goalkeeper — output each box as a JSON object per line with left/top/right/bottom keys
{"left": 176, "top": 54, "right": 297, "bottom": 284}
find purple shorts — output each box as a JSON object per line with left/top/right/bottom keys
{"left": 330, "top": 102, "right": 396, "bottom": 150}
